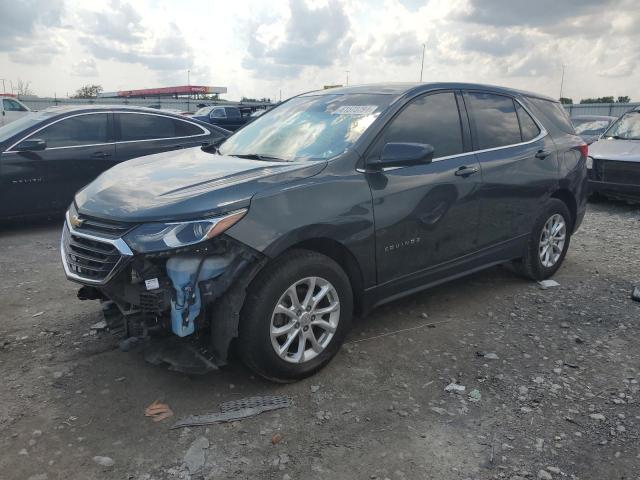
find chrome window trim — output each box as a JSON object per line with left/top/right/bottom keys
{"left": 4, "top": 110, "right": 210, "bottom": 153}
{"left": 5, "top": 112, "right": 111, "bottom": 152}
{"left": 357, "top": 95, "right": 548, "bottom": 172}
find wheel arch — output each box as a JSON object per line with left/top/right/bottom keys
{"left": 283, "top": 237, "right": 365, "bottom": 315}
{"left": 550, "top": 189, "right": 577, "bottom": 232}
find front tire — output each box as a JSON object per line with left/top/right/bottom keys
{"left": 510, "top": 199, "right": 572, "bottom": 281}
{"left": 238, "top": 249, "right": 353, "bottom": 382}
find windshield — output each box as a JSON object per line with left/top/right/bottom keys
{"left": 573, "top": 119, "right": 611, "bottom": 136}
{"left": 218, "top": 94, "right": 393, "bottom": 161}
{"left": 0, "top": 111, "right": 52, "bottom": 143}
{"left": 603, "top": 112, "right": 640, "bottom": 140}
{"left": 194, "top": 106, "right": 213, "bottom": 116}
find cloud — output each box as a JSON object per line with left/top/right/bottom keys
{"left": 77, "top": 2, "right": 207, "bottom": 81}
{"left": 455, "top": 0, "right": 603, "bottom": 29}
{"left": 243, "top": 0, "right": 353, "bottom": 78}
{"left": 0, "top": 0, "right": 66, "bottom": 64}
{"left": 598, "top": 60, "right": 637, "bottom": 78}
{"left": 461, "top": 32, "right": 527, "bottom": 57}
{"left": 0, "top": 0, "right": 64, "bottom": 50}
{"left": 81, "top": 0, "right": 144, "bottom": 44}
{"left": 72, "top": 58, "right": 98, "bottom": 77}
{"left": 379, "top": 31, "right": 423, "bottom": 61}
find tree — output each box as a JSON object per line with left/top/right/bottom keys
{"left": 72, "top": 84, "right": 103, "bottom": 99}
{"left": 580, "top": 96, "right": 615, "bottom": 104}
{"left": 559, "top": 97, "right": 573, "bottom": 105}
{"left": 16, "top": 79, "right": 34, "bottom": 97}
{"left": 617, "top": 96, "right": 631, "bottom": 103}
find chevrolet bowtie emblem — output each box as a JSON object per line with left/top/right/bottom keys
{"left": 70, "top": 214, "right": 84, "bottom": 228}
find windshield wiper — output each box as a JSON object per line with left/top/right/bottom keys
{"left": 604, "top": 135, "right": 625, "bottom": 140}
{"left": 229, "top": 153, "right": 287, "bottom": 162}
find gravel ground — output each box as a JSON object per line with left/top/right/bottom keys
{"left": 0, "top": 200, "right": 639, "bottom": 480}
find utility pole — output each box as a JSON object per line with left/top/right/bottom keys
{"left": 345, "top": 70, "right": 350, "bottom": 86}
{"left": 419, "top": 43, "right": 426, "bottom": 82}
{"left": 559, "top": 64, "right": 566, "bottom": 100}
{"left": 187, "top": 69, "right": 190, "bottom": 85}
{"left": 0, "top": 79, "right": 5, "bottom": 94}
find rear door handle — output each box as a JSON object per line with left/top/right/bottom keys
{"left": 454, "top": 165, "right": 479, "bottom": 177}
{"left": 91, "top": 151, "right": 112, "bottom": 158}
{"left": 535, "top": 150, "right": 551, "bottom": 159}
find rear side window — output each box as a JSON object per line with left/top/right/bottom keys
{"left": 515, "top": 102, "right": 541, "bottom": 141}
{"left": 119, "top": 114, "right": 176, "bottom": 141}
{"left": 528, "top": 97, "right": 575, "bottom": 134}
{"left": 3, "top": 99, "right": 27, "bottom": 112}
{"left": 373, "top": 92, "right": 464, "bottom": 160}
{"left": 37, "top": 114, "right": 109, "bottom": 148}
{"left": 211, "top": 108, "right": 226, "bottom": 119}
{"left": 173, "top": 119, "right": 205, "bottom": 137}
{"left": 225, "top": 108, "right": 241, "bottom": 119}
{"left": 467, "top": 93, "right": 521, "bottom": 149}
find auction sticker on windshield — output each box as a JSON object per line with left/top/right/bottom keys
{"left": 332, "top": 105, "right": 378, "bottom": 115}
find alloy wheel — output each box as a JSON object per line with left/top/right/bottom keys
{"left": 270, "top": 276, "right": 340, "bottom": 363}
{"left": 539, "top": 213, "right": 566, "bottom": 268}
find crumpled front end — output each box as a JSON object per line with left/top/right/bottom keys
{"left": 60, "top": 206, "right": 264, "bottom": 364}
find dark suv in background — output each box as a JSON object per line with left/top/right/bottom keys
{"left": 61, "top": 83, "right": 588, "bottom": 381}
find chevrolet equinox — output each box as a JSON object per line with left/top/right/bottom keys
{"left": 61, "top": 83, "right": 588, "bottom": 381}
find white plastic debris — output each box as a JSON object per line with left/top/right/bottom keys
{"left": 538, "top": 279, "right": 560, "bottom": 289}
{"left": 632, "top": 286, "right": 640, "bottom": 302}
{"left": 444, "top": 383, "right": 466, "bottom": 394}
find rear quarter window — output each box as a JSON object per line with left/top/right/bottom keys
{"left": 466, "top": 92, "right": 522, "bottom": 150}
{"left": 527, "top": 97, "right": 576, "bottom": 135}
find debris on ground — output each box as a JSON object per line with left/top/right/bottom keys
{"left": 476, "top": 351, "right": 499, "bottom": 360}
{"left": 310, "top": 385, "right": 320, "bottom": 393}
{"left": 90, "top": 320, "right": 107, "bottom": 331}
{"left": 183, "top": 436, "right": 209, "bottom": 474}
{"left": 538, "top": 279, "right": 560, "bottom": 289}
{"left": 32, "top": 312, "right": 44, "bottom": 318}
{"left": 145, "top": 400, "right": 174, "bottom": 422}
{"left": 271, "top": 433, "right": 283, "bottom": 445}
{"left": 171, "top": 395, "right": 291, "bottom": 429}
{"left": 143, "top": 337, "right": 218, "bottom": 375}
{"left": 92, "top": 456, "right": 115, "bottom": 467}
{"left": 444, "top": 382, "right": 466, "bottom": 394}
{"left": 468, "top": 389, "right": 482, "bottom": 402}
{"left": 632, "top": 286, "right": 640, "bottom": 302}
{"left": 118, "top": 337, "right": 141, "bottom": 352}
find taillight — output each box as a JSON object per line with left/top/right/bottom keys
{"left": 578, "top": 144, "right": 588, "bottom": 158}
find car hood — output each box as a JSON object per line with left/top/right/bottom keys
{"left": 589, "top": 138, "right": 640, "bottom": 162}
{"left": 75, "top": 147, "right": 326, "bottom": 222}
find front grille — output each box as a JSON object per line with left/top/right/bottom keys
{"left": 601, "top": 160, "right": 640, "bottom": 185}
{"left": 62, "top": 226, "right": 124, "bottom": 283}
{"left": 75, "top": 214, "right": 132, "bottom": 238}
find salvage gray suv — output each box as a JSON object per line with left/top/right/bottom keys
{"left": 61, "top": 83, "right": 588, "bottom": 381}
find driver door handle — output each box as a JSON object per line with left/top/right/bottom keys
{"left": 455, "top": 165, "right": 479, "bottom": 177}
{"left": 535, "top": 150, "right": 551, "bottom": 159}
{"left": 91, "top": 151, "right": 112, "bottom": 158}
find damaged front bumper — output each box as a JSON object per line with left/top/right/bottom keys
{"left": 60, "top": 215, "right": 264, "bottom": 364}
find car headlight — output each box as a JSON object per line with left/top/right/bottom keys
{"left": 586, "top": 156, "right": 593, "bottom": 169}
{"left": 123, "top": 209, "right": 247, "bottom": 253}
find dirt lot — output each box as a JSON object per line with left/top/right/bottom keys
{"left": 1, "top": 200, "right": 639, "bottom": 480}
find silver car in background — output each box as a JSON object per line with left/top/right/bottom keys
{"left": 588, "top": 108, "right": 640, "bottom": 202}
{"left": 571, "top": 114, "right": 617, "bottom": 145}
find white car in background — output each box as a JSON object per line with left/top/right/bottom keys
{"left": 1, "top": 97, "right": 31, "bottom": 126}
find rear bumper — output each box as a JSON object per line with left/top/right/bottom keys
{"left": 588, "top": 178, "right": 640, "bottom": 199}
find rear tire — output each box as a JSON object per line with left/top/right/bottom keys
{"left": 510, "top": 199, "right": 572, "bottom": 281}
{"left": 238, "top": 249, "right": 353, "bottom": 382}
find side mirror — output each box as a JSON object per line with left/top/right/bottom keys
{"left": 369, "top": 142, "right": 434, "bottom": 170}
{"left": 14, "top": 138, "right": 47, "bottom": 152}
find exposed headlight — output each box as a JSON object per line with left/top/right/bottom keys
{"left": 586, "top": 156, "right": 593, "bottom": 169}
{"left": 123, "top": 209, "right": 247, "bottom": 253}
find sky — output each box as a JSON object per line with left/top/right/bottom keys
{"left": 0, "top": 0, "right": 638, "bottom": 102}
